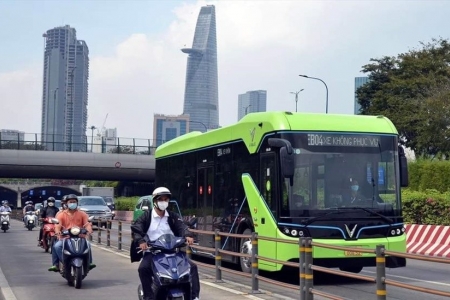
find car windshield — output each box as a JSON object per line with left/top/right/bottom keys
{"left": 277, "top": 132, "right": 400, "bottom": 219}
{"left": 79, "top": 197, "right": 106, "bottom": 206}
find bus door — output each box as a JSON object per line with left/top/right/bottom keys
{"left": 259, "top": 153, "right": 278, "bottom": 269}
{"left": 197, "top": 165, "right": 214, "bottom": 250}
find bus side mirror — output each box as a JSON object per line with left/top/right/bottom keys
{"left": 399, "top": 146, "right": 408, "bottom": 187}
{"left": 280, "top": 146, "right": 295, "bottom": 180}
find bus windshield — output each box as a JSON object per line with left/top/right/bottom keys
{"left": 278, "top": 132, "right": 400, "bottom": 219}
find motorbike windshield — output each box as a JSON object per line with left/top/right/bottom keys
{"left": 150, "top": 234, "right": 185, "bottom": 250}
{"left": 278, "top": 132, "right": 401, "bottom": 221}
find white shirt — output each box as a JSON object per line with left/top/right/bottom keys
{"left": 146, "top": 209, "right": 172, "bottom": 241}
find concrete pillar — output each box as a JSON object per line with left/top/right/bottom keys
{"left": 16, "top": 187, "right": 22, "bottom": 208}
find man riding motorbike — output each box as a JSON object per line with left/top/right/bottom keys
{"left": 60, "top": 195, "right": 68, "bottom": 211}
{"left": 38, "top": 197, "right": 60, "bottom": 247}
{"left": 22, "top": 201, "right": 35, "bottom": 226}
{"left": 0, "top": 201, "right": 12, "bottom": 213}
{"left": 131, "top": 187, "right": 201, "bottom": 300}
{"left": 48, "top": 194, "right": 96, "bottom": 272}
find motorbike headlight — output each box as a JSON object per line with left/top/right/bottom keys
{"left": 70, "top": 227, "right": 81, "bottom": 235}
{"left": 157, "top": 274, "right": 175, "bottom": 284}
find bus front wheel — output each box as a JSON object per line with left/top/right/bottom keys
{"left": 239, "top": 228, "right": 253, "bottom": 273}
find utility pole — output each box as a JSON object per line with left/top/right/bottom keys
{"left": 89, "top": 125, "right": 96, "bottom": 152}
{"left": 290, "top": 89, "right": 304, "bottom": 112}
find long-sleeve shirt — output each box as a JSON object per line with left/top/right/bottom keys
{"left": 0, "top": 206, "right": 11, "bottom": 213}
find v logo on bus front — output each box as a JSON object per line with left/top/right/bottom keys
{"left": 345, "top": 224, "right": 357, "bottom": 238}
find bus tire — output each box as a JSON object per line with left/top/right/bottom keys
{"left": 239, "top": 228, "right": 253, "bottom": 273}
{"left": 339, "top": 266, "right": 363, "bottom": 273}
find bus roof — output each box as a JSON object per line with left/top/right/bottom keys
{"left": 155, "top": 111, "right": 398, "bottom": 158}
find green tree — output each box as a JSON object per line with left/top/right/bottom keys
{"left": 356, "top": 38, "right": 450, "bottom": 157}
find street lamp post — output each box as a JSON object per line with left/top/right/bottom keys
{"left": 299, "top": 75, "right": 329, "bottom": 113}
{"left": 290, "top": 89, "right": 304, "bottom": 112}
{"left": 52, "top": 87, "right": 59, "bottom": 150}
{"left": 188, "top": 121, "right": 208, "bottom": 132}
{"left": 244, "top": 104, "right": 252, "bottom": 116}
{"left": 89, "top": 126, "right": 96, "bottom": 152}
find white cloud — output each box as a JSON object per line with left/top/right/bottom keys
{"left": 0, "top": 0, "right": 448, "bottom": 140}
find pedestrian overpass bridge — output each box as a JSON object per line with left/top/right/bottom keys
{"left": 0, "top": 149, "right": 155, "bottom": 182}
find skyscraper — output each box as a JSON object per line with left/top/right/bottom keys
{"left": 354, "top": 77, "right": 369, "bottom": 115}
{"left": 153, "top": 114, "right": 190, "bottom": 147}
{"left": 181, "top": 5, "right": 218, "bottom": 132}
{"left": 237, "top": 90, "right": 267, "bottom": 121}
{"left": 41, "top": 25, "right": 89, "bottom": 151}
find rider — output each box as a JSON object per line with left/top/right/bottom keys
{"left": 131, "top": 187, "right": 201, "bottom": 300}
{"left": 37, "top": 197, "right": 60, "bottom": 247}
{"left": 0, "top": 200, "right": 12, "bottom": 213}
{"left": 60, "top": 195, "right": 68, "bottom": 211}
{"left": 22, "top": 201, "right": 35, "bottom": 226}
{"left": 48, "top": 194, "right": 96, "bottom": 272}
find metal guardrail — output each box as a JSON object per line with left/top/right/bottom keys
{"left": 0, "top": 132, "right": 167, "bottom": 155}
{"left": 12, "top": 211, "right": 450, "bottom": 299}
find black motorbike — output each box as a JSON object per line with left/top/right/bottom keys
{"left": 58, "top": 226, "right": 92, "bottom": 289}
{"left": 137, "top": 234, "right": 192, "bottom": 300}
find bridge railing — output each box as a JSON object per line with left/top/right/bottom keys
{"left": 0, "top": 132, "right": 167, "bottom": 155}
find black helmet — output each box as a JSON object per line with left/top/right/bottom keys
{"left": 47, "top": 197, "right": 55, "bottom": 203}
{"left": 65, "top": 194, "right": 78, "bottom": 201}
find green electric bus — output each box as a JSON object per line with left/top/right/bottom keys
{"left": 155, "top": 111, "right": 409, "bottom": 273}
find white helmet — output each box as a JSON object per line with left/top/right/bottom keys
{"left": 152, "top": 187, "right": 172, "bottom": 200}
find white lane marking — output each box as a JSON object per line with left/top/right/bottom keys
{"left": 90, "top": 244, "right": 297, "bottom": 300}
{"left": 362, "top": 270, "right": 450, "bottom": 287}
{"left": 201, "top": 280, "right": 266, "bottom": 299}
{"left": 0, "top": 264, "right": 18, "bottom": 300}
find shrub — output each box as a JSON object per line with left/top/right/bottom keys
{"left": 402, "top": 188, "right": 450, "bottom": 225}
{"left": 115, "top": 197, "right": 139, "bottom": 211}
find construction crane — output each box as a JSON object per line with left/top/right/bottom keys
{"left": 97, "top": 113, "right": 108, "bottom": 137}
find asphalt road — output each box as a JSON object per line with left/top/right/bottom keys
{"left": 99, "top": 220, "right": 450, "bottom": 300}
{"left": 0, "top": 220, "right": 295, "bottom": 300}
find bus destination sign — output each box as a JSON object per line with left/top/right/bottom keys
{"left": 307, "top": 134, "right": 380, "bottom": 147}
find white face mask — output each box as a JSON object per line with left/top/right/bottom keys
{"left": 157, "top": 201, "right": 169, "bottom": 211}
{"left": 48, "top": 203, "right": 54, "bottom": 207}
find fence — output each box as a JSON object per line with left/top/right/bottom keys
{"left": 11, "top": 211, "right": 450, "bottom": 299}
{"left": 0, "top": 132, "right": 166, "bottom": 155}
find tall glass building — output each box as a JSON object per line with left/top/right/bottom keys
{"left": 354, "top": 77, "right": 369, "bottom": 114}
{"left": 153, "top": 114, "right": 190, "bottom": 147}
{"left": 237, "top": 90, "right": 267, "bottom": 121}
{"left": 41, "top": 25, "right": 89, "bottom": 151}
{"left": 181, "top": 5, "right": 218, "bottom": 132}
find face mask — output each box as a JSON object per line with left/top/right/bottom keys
{"left": 157, "top": 201, "right": 169, "bottom": 211}
{"left": 68, "top": 203, "right": 78, "bottom": 210}
{"left": 48, "top": 203, "right": 54, "bottom": 207}
{"left": 351, "top": 185, "right": 359, "bottom": 192}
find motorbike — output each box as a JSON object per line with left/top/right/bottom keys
{"left": 52, "top": 217, "right": 94, "bottom": 289}
{"left": 41, "top": 217, "right": 57, "bottom": 253}
{"left": 0, "top": 212, "right": 10, "bottom": 233}
{"left": 24, "top": 211, "right": 37, "bottom": 231}
{"left": 137, "top": 234, "right": 192, "bottom": 300}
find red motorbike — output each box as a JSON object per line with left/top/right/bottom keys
{"left": 41, "top": 217, "right": 57, "bottom": 253}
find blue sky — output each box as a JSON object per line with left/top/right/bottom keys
{"left": 0, "top": 0, "right": 449, "bottom": 139}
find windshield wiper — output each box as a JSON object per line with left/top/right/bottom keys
{"left": 337, "top": 206, "right": 394, "bottom": 224}
{"left": 301, "top": 210, "right": 343, "bottom": 226}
